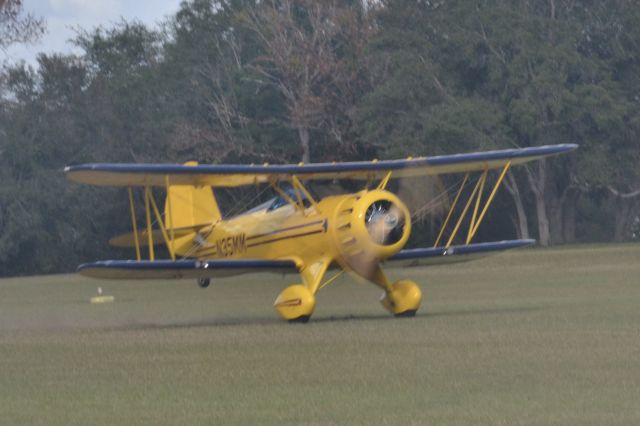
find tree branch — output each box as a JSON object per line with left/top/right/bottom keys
{"left": 606, "top": 186, "right": 640, "bottom": 199}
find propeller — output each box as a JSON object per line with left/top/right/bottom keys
{"left": 339, "top": 174, "right": 453, "bottom": 283}
{"left": 365, "top": 200, "right": 405, "bottom": 246}
{"left": 394, "top": 175, "right": 450, "bottom": 224}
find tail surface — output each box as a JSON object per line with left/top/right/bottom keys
{"left": 110, "top": 162, "right": 222, "bottom": 257}
{"left": 163, "top": 162, "right": 221, "bottom": 255}
{"left": 164, "top": 184, "right": 220, "bottom": 229}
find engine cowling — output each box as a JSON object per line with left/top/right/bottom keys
{"left": 328, "top": 190, "right": 411, "bottom": 277}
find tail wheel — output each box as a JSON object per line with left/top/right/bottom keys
{"left": 380, "top": 280, "right": 422, "bottom": 317}
{"left": 197, "top": 277, "right": 210, "bottom": 288}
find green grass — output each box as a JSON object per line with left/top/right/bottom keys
{"left": 1, "top": 244, "right": 639, "bottom": 425}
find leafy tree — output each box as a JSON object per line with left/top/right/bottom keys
{"left": 360, "top": 0, "right": 640, "bottom": 245}
{"left": 1, "top": 0, "right": 639, "bottom": 277}
{"left": 73, "top": 21, "right": 167, "bottom": 162}
{"left": 160, "top": 0, "right": 272, "bottom": 163}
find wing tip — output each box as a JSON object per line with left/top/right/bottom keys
{"left": 549, "top": 143, "right": 579, "bottom": 153}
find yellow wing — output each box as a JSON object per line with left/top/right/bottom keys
{"left": 64, "top": 144, "right": 577, "bottom": 188}
{"left": 77, "top": 259, "right": 298, "bottom": 279}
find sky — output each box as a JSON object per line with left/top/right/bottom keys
{"left": 4, "top": 0, "right": 184, "bottom": 66}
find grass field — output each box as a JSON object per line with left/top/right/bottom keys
{"left": 1, "top": 244, "right": 639, "bottom": 425}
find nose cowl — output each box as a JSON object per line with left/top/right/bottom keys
{"left": 329, "top": 190, "right": 411, "bottom": 275}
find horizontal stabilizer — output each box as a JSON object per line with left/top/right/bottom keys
{"left": 78, "top": 259, "right": 299, "bottom": 280}
{"left": 387, "top": 239, "right": 535, "bottom": 267}
{"left": 109, "top": 224, "right": 209, "bottom": 247}
{"left": 65, "top": 144, "right": 577, "bottom": 188}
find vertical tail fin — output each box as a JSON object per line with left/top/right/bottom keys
{"left": 163, "top": 162, "right": 221, "bottom": 229}
{"left": 163, "top": 162, "right": 221, "bottom": 256}
{"left": 164, "top": 185, "right": 221, "bottom": 229}
{"left": 109, "top": 165, "right": 221, "bottom": 257}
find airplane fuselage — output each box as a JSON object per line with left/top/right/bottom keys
{"left": 192, "top": 194, "right": 339, "bottom": 268}
{"left": 187, "top": 190, "right": 412, "bottom": 274}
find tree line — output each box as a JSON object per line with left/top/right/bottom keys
{"left": 1, "top": 0, "right": 639, "bottom": 276}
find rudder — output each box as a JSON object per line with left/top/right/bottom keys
{"left": 164, "top": 184, "right": 221, "bottom": 229}
{"left": 164, "top": 162, "right": 222, "bottom": 255}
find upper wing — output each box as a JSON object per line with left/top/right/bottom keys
{"left": 64, "top": 144, "right": 577, "bottom": 188}
{"left": 78, "top": 259, "right": 299, "bottom": 279}
{"left": 386, "top": 239, "right": 535, "bottom": 267}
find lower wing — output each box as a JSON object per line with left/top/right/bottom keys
{"left": 78, "top": 239, "right": 533, "bottom": 279}
{"left": 78, "top": 259, "right": 299, "bottom": 279}
{"left": 386, "top": 239, "right": 534, "bottom": 267}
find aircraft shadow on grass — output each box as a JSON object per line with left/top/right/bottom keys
{"left": 113, "top": 304, "right": 550, "bottom": 331}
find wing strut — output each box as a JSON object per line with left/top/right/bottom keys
{"left": 376, "top": 171, "right": 393, "bottom": 190}
{"left": 434, "top": 161, "right": 512, "bottom": 248}
{"left": 268, "top": 175, "right": 320, "bottom": 214}
{"left": 127, "top": 187, "right": 142, "bottom": 261}
{"left": 165, "top": 175, "right": 176, "bottom": 257}
{"left": 127, "top": 183, "right": 179, "bottom": 262}
{"left": 466, "top": 160, "right": 511, "bottom": 243}
{"left": 433, "top": 173, "right": 469, "bottom": 247}
{"left": 146, "top": 186, "right": 175, "bottom": 260}
{"left": 292, "top": 175, "right": 318, "bottom": 209}
{"left": 144, "top": 186, "right": 155, "bottom": 260}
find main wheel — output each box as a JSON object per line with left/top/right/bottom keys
{"left": 380, "top": 280, "right": 422, "bottom": 317}
{"left": 274, "top": 284, "right": 316, "bottom": 322}
{"left": 197, "top": 277, "right": 211, "bottom": 288}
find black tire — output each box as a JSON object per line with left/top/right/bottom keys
{"left": 197, "top": 277, "right": 210, "bottom": 288}
{"left": 288, "top": 315, "right": 310, "bottom": 323}
{"left": 394, "top": 309, "right": 416, "bottom": 318}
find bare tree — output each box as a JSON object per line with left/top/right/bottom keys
{"left": 605, "top": 186, "right": 640, "bottom": 242}
{"left": 0, "top": 0, "right": 45, "bottom": 51}
{"left": 168, "top": 31, "right": 253, "bottom": 162}
{"left": 246, "top": 0, "right": 373, "bottom": 162}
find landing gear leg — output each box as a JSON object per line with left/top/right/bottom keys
{"left": 197, "top": 277, "right": 210, "bottom": 288}
{"left": 273, "top": 258, "right": 331, "bottom": 322}
{"left": 367, "top": 265, "right": 422, "bottom": 317}
{"left": 274, "top": 284, "right": 315, "bottom": 322}
{"left": 380, "top": 280, "right": 422, "bottom": 317}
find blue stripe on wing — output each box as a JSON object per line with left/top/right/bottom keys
{"left": 65, "top": 144, "right": 577, "bottom": 176}
{"left": 78, "top": 259, "right": 297, "bottom": 271}
{"left": 77, "top": 259, "right": 299, "bottom": 279}
{"left": 388, "top": 239, "right": 535, "bottom": 263}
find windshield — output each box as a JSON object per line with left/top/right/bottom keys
{"left": 234, "top": 187, "right": 311, "bottom": 217}
{"left": 239, "top": 198, "right": 277, "bottom": 215}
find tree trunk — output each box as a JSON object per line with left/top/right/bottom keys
{"left": 504, "top": 171, "right": 530, "bottom": 239}
{"left": 562, "top": 190, "right": 578, "bottom": 243}
{"left": 613, "top": 198, "right": 633, "bottom": 242}
{"left": 534, "top": 191, "right": 551, "bottom": 246}
{"left": 548, "top": 199, "right": 564, "bottom": 245}
{"left": 606, "top": 187, "right": 640, "bottom": 242}
{"left": 298, "top": 126, "right": 310, "bottom": 163}
{"left": 525, "top": 161, "right": 551, "bottom": 246}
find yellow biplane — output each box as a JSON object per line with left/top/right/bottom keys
{"left": 65, "top": 144, "right": 576, "bottom": 322}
